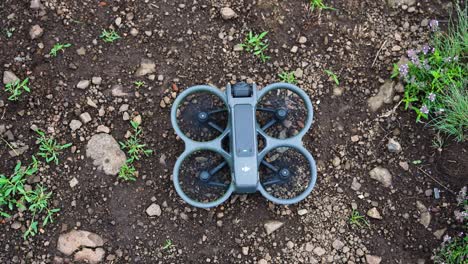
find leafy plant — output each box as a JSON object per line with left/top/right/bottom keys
{"left": 23, "top": 185, "right": 59, "bottom": 240}
{"left": 349, "top": 209, "right": 369, "bottom": 228}
{"left": 278, "top": 71, "right": 297, "bottom": 84}
{"left": 309, "top": 0, "right": 335, "bottom": 12}
{"left": 4, "top": 78, "right": 30, "bottom": 101}
{"left": 162, "top": 239, "right": 173, "bottom": 250}
{"left": 391, "top": 4, "right": 467, "bottom": 140}
{"left": 120, "top": 121, "right": 153, "bottom": 163}
{"left": 433, "top": 235, "right": 468, "bottom": 264}
{"left": 118, "top": 162, "right": 137, "bottom": 182}
{"left": 36, "top": 130, "right": 72, "bottom": 165}
{"left": 49, "top": 43, "right": 72, "bottom": 57}
{"left": 5, "top": 28, "right": 15, "bottom": 38}
{"left": 324, "top": 69, "right": 339, "bottom": 85}
{"left": 100, "top": 29, "right": 121, "bottom": 43}
{"left": 134, "top": 81, "right": 145, "bottom": 88}
{"left": 240, "top": 31, "right": 270, "bottom": 62}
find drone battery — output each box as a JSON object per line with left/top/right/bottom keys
{"left": 234, "top": 105, "right": 255, "bottom": 157}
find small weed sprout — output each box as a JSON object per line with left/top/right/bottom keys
{"left": 349, "top": 210, "right": 370, "bottom": 228}
{"left": 118, "top": 163, "right": 137, "bottom": 182}
{"left": 5, "top": 28, "right": 15, "bottom": 38}
{"left": 134, "top": 81, "right": 145, "bottom": 88}
{"left": 100, "top": 29, "right": 121, "bottom": 43}
{"left": 4, "top": 78, "right": 30, "bottom": 101}
{"left": 278, "top": 71, "right": 297, "bottom": 84}
{"left": 324, "top": 69, "right": 339, "bottom": 85}
{"left": 240, "top": 31, "right": 271, "bottom": 62}
{"left": 36, "top": 130, "right": 72, "bottom": 165}
{"left": 309, "top": 0, "right": 335, "bottom": 12}
{"left": 162, "top": 239, "right": 173, "bottom": 250}
{"left": 49, "top": 43, "right": 72, "bottom": 57}
{"left": 119, "top": 119, "right": 152, "bottom": 182}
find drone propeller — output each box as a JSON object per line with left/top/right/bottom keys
{"left": 256, "top": 88, "right": 308, "bottom": 139}
{"left": 175, "top": 91, "right": 228, "bottom": 142}
{"left": 259, "top": 147, "right": 313, "bottom": 200}
{"left": 177, "top": 150, "right": 232, "bottom": 204}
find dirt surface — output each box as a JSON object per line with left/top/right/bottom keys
{"left": 1, "top": 0, "right": 467, "bottom": 263}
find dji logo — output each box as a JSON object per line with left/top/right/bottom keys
{"left": 241, "top": 166, "right": 250, "bottom": 172}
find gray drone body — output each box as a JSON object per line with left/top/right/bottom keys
{"left": 171, "top": 82, "right": 317, "bottom": 208}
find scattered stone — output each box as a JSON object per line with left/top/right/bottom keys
{"left": 3, "top": 71, "right": 19, "bottom": 85}
{"left": 9, "top": 145, "right": 29, "bottom": 157}
{"left": 298, "top": 36, "right": 307, "bottom": 44}
{"left": 133, "top": 115, "right": 142, "bottom": 125}
{"left": 367, "top": 207, "right": 383, "bottom": 219}
{"left": 11, "top": 222, "right": 21, "bottom": 230}
{"left": 394, "top": 82, "right": 404, "bottom": 93}
{"left": 76, "top": 80, "right": 90, "bottom": 89}
{"left": 399, "top": 161, "right": 409, "bottom": 171}
{"left": 351, "top": 178, "right": 361, "bottom": 191}
{"left": 30, "top": 0, "right": 41, "bottom": 9}
{"left": 351, "top": 135, "right": 359, "bottom": 142}
{"left": 135, "top": 59, "right": 156, "bottom": 76}
{"left": 387, "top": 138, "right": 402, "bottom": 153}
{"left": 87, "top": 97, "right": 98, "bottom": 108}
{"left": 313, "top": 246, "right": 326, "bottom": 256}
{"left": 111, "top": 85, "right": 129, "bottom": 97}
{"left": 57, "top": 230, "right": 104, "bottom": 256}
{"left": 69, "top": 177, "right": 78, "bottom": 188}
{"left": 220, "top": 7, "right": 237, "bottom": 20}
{"left": 97, "top": 125, "right": 110, "bottom": 133}
{"left": 367, "top": 80, "right": 395, "bottom": 112}
{"left": 258, "top": 259, "right": 268, "bottom": 264}
{"left": 86, "top": 134, "right": 127, "bottom": 175}
{"left": 146, "top": 203, "right": 162, "bottom": 217}
{"left": 264, "top": 220, "right": 284, "bottom": 235}
{"left": 242, "top": 246, "right": 249, "bottom": 255}
{"left": 416, "top": 201, "right": 431, "bottom": 228}
{"left": 294, "top": 68, "right": 304, "bottom": 79}
{"left": 332, "top": 239, "right": 345, "bottom": 250}
{"left": 369, "top": 167, "right": 392, "bottom": 187}
{"left": 69, "top": 120, "right": 82, "bottom": 131}
{"left": 233, "top": 44, "right": 243, "bottom": 51}
{"left": 387, "top": 0, "right": 416, "bottom": 8}
{"left": 366, "top": 255, "right": 382, "bottom": 264}
{"left": 92, "top": 77, "right": 102, "bottom": 85}
{"left": 433, "top": 228, "right": 446, "bottom": 240}
{"left": 74, "top": 248, "right": 105, "bottom": 264}
{"left": 77, "top": 47, "right": 86, "bottom": 56}
{"left": 290, "top": 46, "right": 299, "bottom": 53}
{"left": 130, "top": 28, "right": 139, "bottom": 36}
{"left": 29, "top": 25, "right": 43, "bottom": 39}
{"left": 391, "top": 45, "right": 402, "bottom": 51}
{"left": 297, "top": 209, "right": 308, "bottom": 216}
{"left": 80, "top": 112, "right": 92, "bottom": 124}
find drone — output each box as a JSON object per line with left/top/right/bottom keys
{"left": 170, "top": 82, "right": 317, "bottom": 208}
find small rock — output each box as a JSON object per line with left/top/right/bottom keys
{"left": 433, "top": 228, "right": 446, "bottom": 240}
{"left": 332, "top": 239, "right": 345, "bottom": 250}
{"left": 86, "top": 134, "right": 126, "bottom": 175}
{"left": 76, "top": 47, "right": 86, "bottom": 56}
{"left": 80, "top": 112, "right": 92, "bottom": 124}
{"left": 69, "top": 120, "right": 82, "bottom": 131}
{"left": 97, "top": 125, "right": 110, "bottom": 133}
{"left": 313, "top": 246, "right": 326, "bottom": 256}
{"left": 298, "top": 209, "right": 308, "bottom": 216}
{"left": 351, "top": 135, "right": 359, "bottom": 142}
{"left": 242, "top": 246, "right": 249, "bottom": 255}
{"left": 92, "top": 77, "right": 102, "bottom": 85}
{"left": 69, "top": 177, "right": 78, "bottom": 188}
{"left": 258, "top": 259, "right": 268, "bottom": 264}
{"left": 367, "top": 207, "right": 383, "bottom": 219}
{"left": 332, "top": 156, "right": 341, "bottom": 167}
{"left": 115, "top": 17, "right": 122, "bottom": 27}
{"left": 394, "top": 82, "right": 404, "bottom": 93}
{"left": 233, "top": 44, "right": 243, "bottom": 51}
{"left": 387, "top": 138, "right": 402, "bottom": 153}
{"left": 111, "top": 85, "right": 129, "bottom": 97}
{"left": 391, "top": 45, "right": 401, "bottom": 51}
{"left": 135, "top": 59, "right": 156, "bottom": 76}
{"left": 366, "top": 255, "right": 382, "bottom": 264}
{"left": 130, "top": 28, "right": 139, "bottom": 36}
{"left": 305, "top": 243, "right": 314, "bottom": 252}
{"left": 369, "top": 167, "right": 392, "bottom": 187}
{"left": 76, "top": 80, "right": 90, "bottom": 89}
{"left": 74, "top": 248, "right": 105, "bottom": 264}
{"left": 57, "top": 230, "right": 104, "bottom": 256}
{"left": 220, "top": 7, "right": 237, "bottom": 20}
{"left": 399, "top": 161, "right": 409, "bottom": 171}
{"left": 30, "top": 0, "right": 41, "bottom": 9}
{"left": 146, "top": 203, "right": 162, "bottom": 217}
{"left": 294, "top": 68, "right": 304, "bottom": 79}
{"left": 133, "top": 115, "right": 142, "bottom": 125}
{"left": 11, "top": 222, "right": 22, "bottom": 230}
{"left": 87, "top": 97, "right": 98, "bottom": 108}
{"left": 367, "top": 80, "right": 395, "bottom": 112}
{"left": 3, "top": 71, "right": 19, "bottom": 85}
{"left": 290, "top": 46, "right": 299, "bottom": 53}
{"left": 264, "top": 220, "right": 283, "bottom": 235}
{"left": 351, "top": 178, "right": 361, "bottom": 191}
{"left": 29, "top": 25, "right": 43, "bottom": 39}
{"left": 298, "top": 36, "right": 307, "bottom": 44}
{"left": 416, "top": 201, "right": 431, "bottom": 228}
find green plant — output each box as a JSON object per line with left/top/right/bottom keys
{"left": 324, "top": 69, "right": 339, "bottom": 85}
{"left": 349, "top": 209, "right": 369, "bottom": 228}
{"left": 5, "top": 28, "right": 15, "bottom": 38}
{"left": 49, "top": 43, "right": 72, "bottom": 57}
{"left": 240, "top": 31, "right": 270, "bottom": 62}
{"left": 433, "top": 235, "right": 468, "bottom": 264}
{"left": 100, "top": 29, "right": 121, "bottom": 43}
{"left": 36, "top": 130, "right": 72, "bottom": 165}
{"left": 278, "top": 71, "right": 297, "bottom": 84}
{"left": 309, "top": 0, "right": 335, "bottom": 12}
{"left": 162, "top": 239, "right": 173, "bottom": 250}
{"left": 4, "top": 78, "right": 30, "bottom": 101}
{"left": 120, "top": 121, "right": 153, "bottom": 163}
{"left": 134, "top": 81, "right": 145, "bottom": 88}
{"left": 118, "top": 162, "right": 137, "bottom": 182}
{"left": 391, "top": 4, "right": 467, "bottom": 140}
